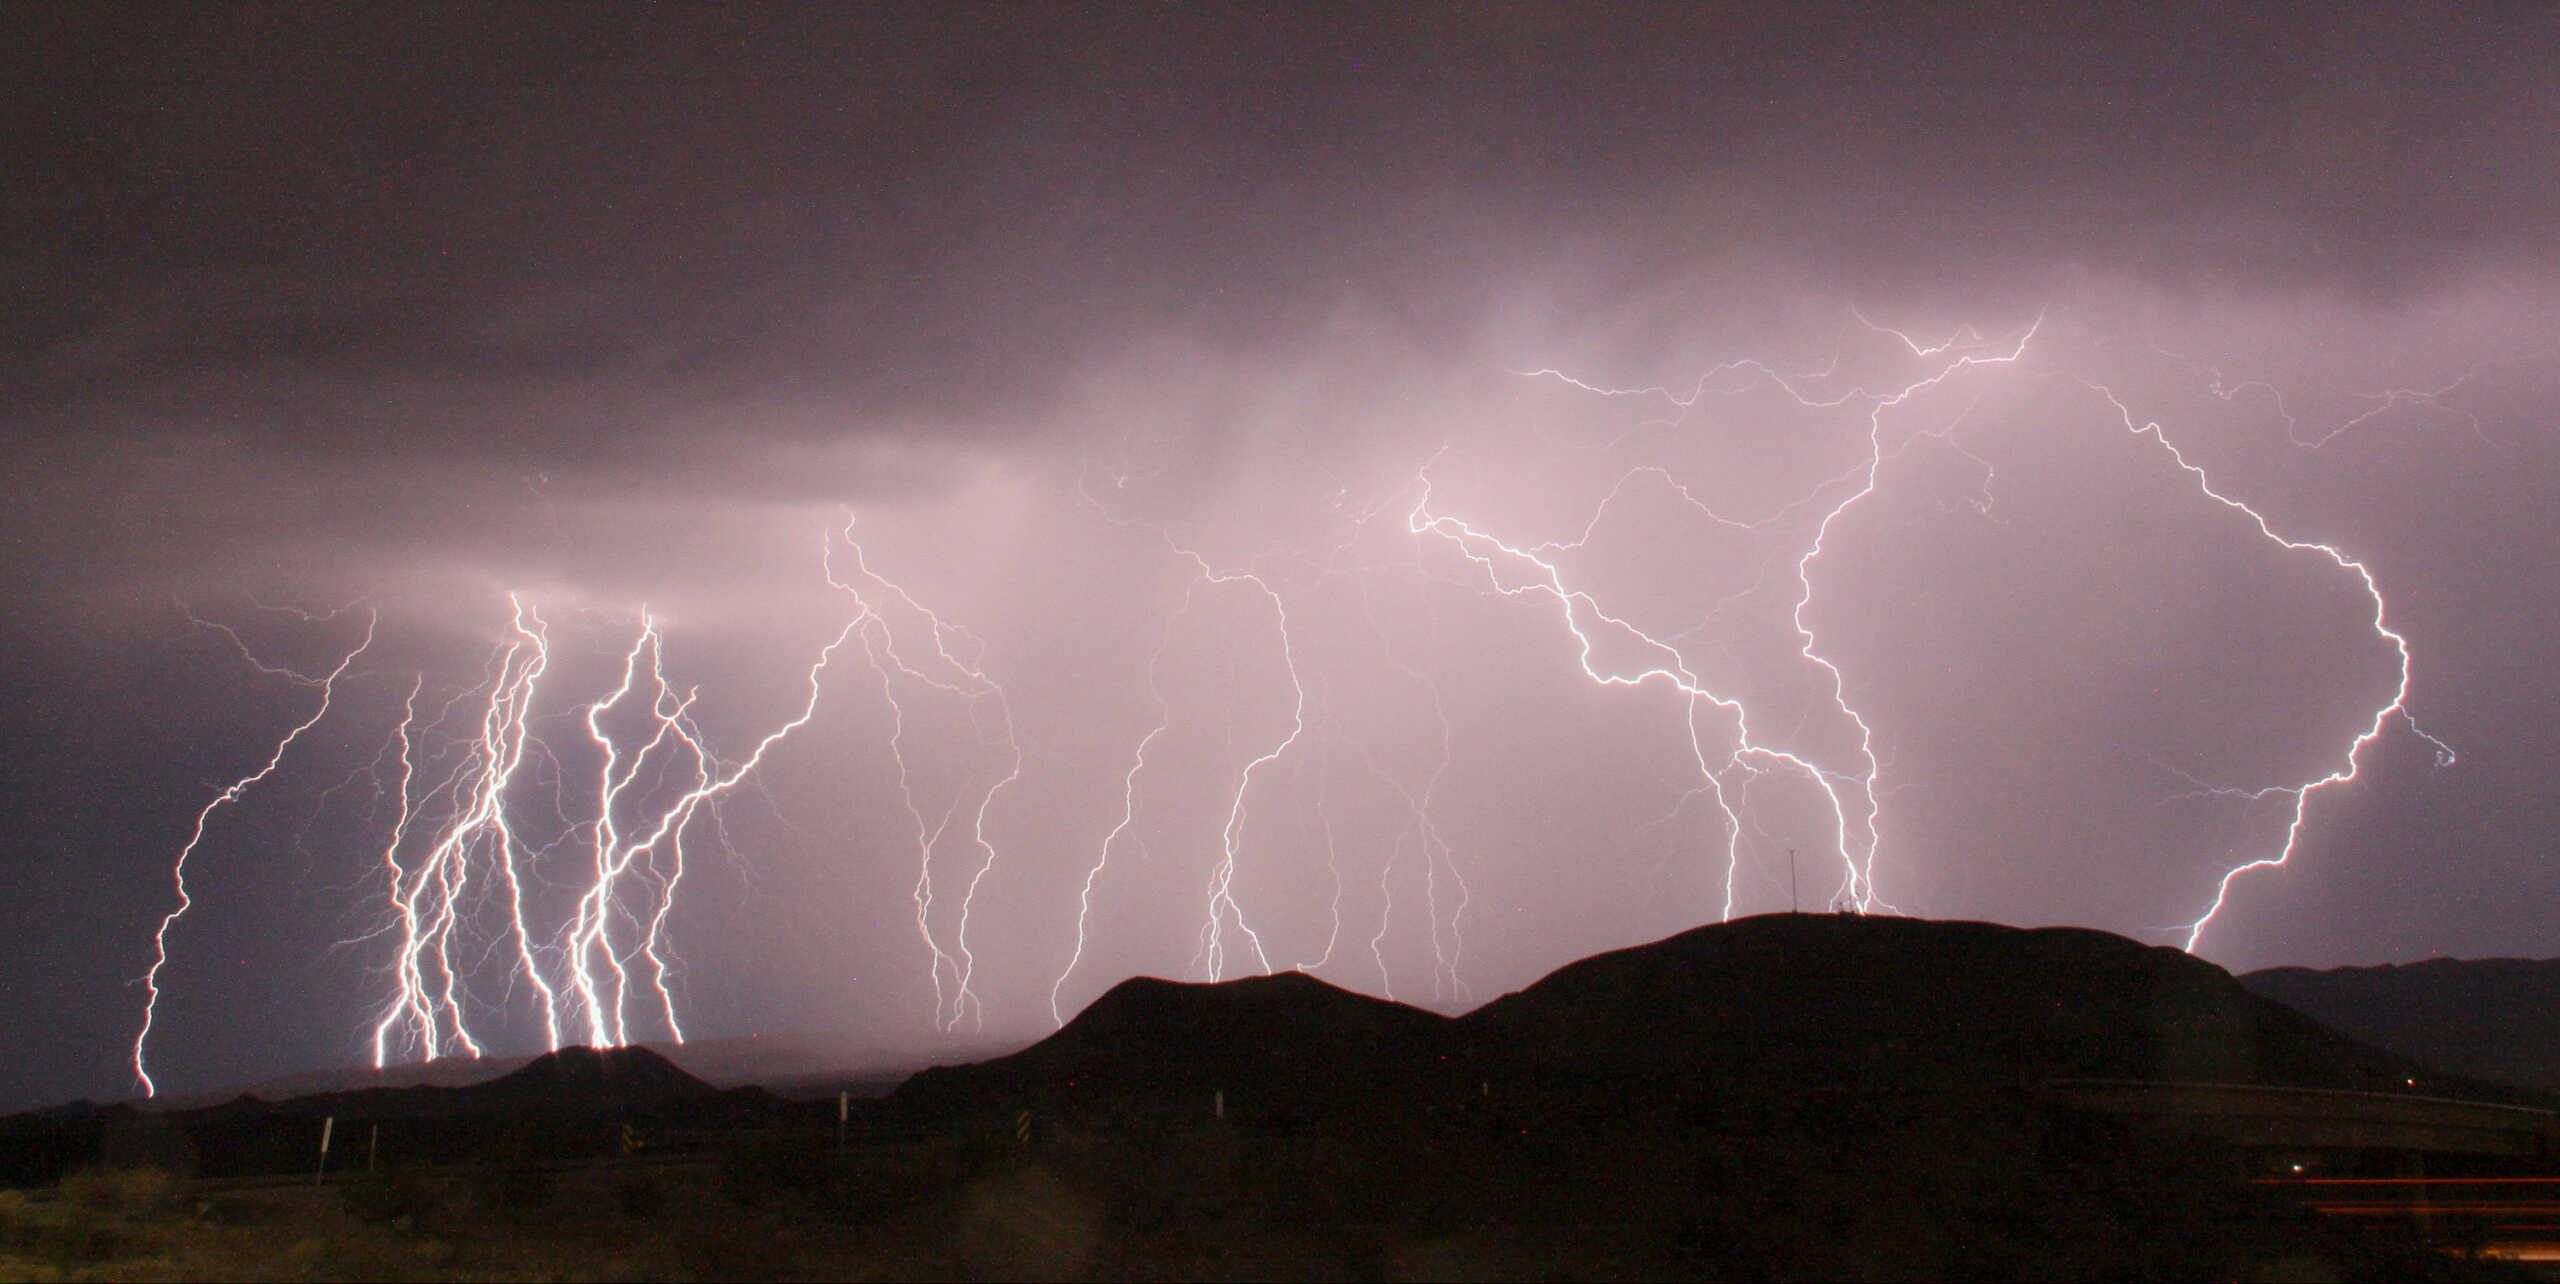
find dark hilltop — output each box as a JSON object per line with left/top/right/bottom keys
{"left": 7, "top": 914, "right": 2547, "bottom": 1280}
{"left": 895, "top": 969, "right": 1466, "bottom": 1127}
{"left": 876, "top": 914, "right": 2551, "bottom": 1278}
{"left": 898, "top": 912, "right": 2509, "bottom": 1124}
{"left": 1464, "top": 912, "right": 2470, "bottom": 1092}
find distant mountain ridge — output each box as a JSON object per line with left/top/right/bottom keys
{"left": 894, "top": 914, "right": 2521, "bottom": 1125}
{"left": 194, "top": 1044, "right": 729, "bottom": 1122}
{"left": 135, "top": 1029, "right": 982, "bottom": 1114}
{"left": 33, "top": 919, "right": 2544, "bottom": 1139}
{"left": 2241, "top": 956, "right": 2560, "bottom": 1094}
{"left": 0, "top": 1045, "right": 803, "bottom": 1187}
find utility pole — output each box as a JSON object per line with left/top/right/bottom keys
{"left": 1789, "top": 849, "right": 1799, "bottom": 913}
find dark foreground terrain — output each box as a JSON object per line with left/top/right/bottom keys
{"left": 6, "top": 914, "right": 2549, "bottom": 1280}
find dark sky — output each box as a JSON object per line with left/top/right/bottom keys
{"left": 4, "top": 3, "right": 2555, "bottom": 1110}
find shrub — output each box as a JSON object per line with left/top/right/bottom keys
{"left": 340, "top": 1164, "right": 437, "bottom": 1228}
{"left": 99, "top": 1115, "right": 200, "bottom": 1179}
{"left": 715, "top": 1126, "right": 830, "bottom": 1207}
{"left": 60, "top": 1163, "right": 179, "bottom": 1217}
{"left": 0, "top": 1196, "right": 129, "bottom": 1269}
{"left": 460, "top": 1160, "right": 556, "bottom": 1220}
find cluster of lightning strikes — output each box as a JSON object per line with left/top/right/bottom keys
{"left": 134, "top": 524, "right": 957, "bottom": 1092}
{"left": 1049, "top": 458, "right": 1483, "bottom": 1018}
{"left": 355, "top": 589, "right": 867, "bottom": 1067}
{"left": 134, "top": 307, "right": 2460, "bottom": 1094}
{"left": 1411, "top": 317, "right": 2447, "bottom": 956}
{"left": 1410, "top": 323, "right": 2047, "bottom": 933}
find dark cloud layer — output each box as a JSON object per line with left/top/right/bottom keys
{"left": 3, "top": 4, "right": 2554, "bottom": 1110}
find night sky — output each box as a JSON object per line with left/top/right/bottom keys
{"left": 4, "top": 4, "right": 2555, "bottom": 1111}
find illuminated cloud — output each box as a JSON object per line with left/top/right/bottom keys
{"left": 2, "top": 6, "right": 2553, "bottom": 1107}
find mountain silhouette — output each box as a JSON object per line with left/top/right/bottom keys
{"left": 2243, "top": 955, "right": 2560, "bottom": 1094}
{"left": 896, "top": 970, "right": 1463, "bottom": 1122}
{"left": 1462, "top": 913, "right": 2443, "bottom": 1094}
{"left": 467, "top": 1044, "right": 717, "bottom": 1109}
{"left": 897, "top": 914, "right": 2487, "bottom": 1127}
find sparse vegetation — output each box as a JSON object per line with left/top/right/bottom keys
{"left": 60, "top": 1164, "right": 179, "bottom": 1218}
{"left": 713, "top": 1124, "right": 830, "bottom": 1208}
{"left": 0, "top": 1108, "right": 2534, "bottom": 1281}
{"left": 340, "top": 1162, "right": 437, "bottom": 1228}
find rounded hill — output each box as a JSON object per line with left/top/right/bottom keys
{"left": 1461, "top": 912, "right": 2432, "bottom": 1092}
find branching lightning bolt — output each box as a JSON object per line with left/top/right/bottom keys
{"left": 359, "top": 547, "right": 864, "bottom": 1071}
{"left": 823, "top": 516, "right": 1023, "bottom": 1031}
{"left": 367, "top": 596, "right": 556, "bottom": 1063}
{"left": 127, "top": 302, "right": 2493, "bottom": 1093}
{"left": 1055, "top": 466, "right": 1320, "bottom": 1001}
{"left": 2081, "top": 382, "right": 2455, "bottom": 950}
{"left": 1412, "top": 318, "right": 2038, "bottom": 923}
{"left": 135, "top": 609, "right": 378, "bottom": 1096}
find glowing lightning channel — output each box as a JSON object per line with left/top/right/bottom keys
{"left": 2082, "top": 382, "right": 2455, "bottom": 951}
{"left": 368, "top": 596, "right": 558, "bottom": 1063}
{"left": 823, "top": 515, "right": 1023, "bottom": 1031}
{"left": 364, "top": 678, "right": 432, "bottom": 1067}
{"left": 1198, "top": 560, "right": 1300, "bottom": 982}
{"left": 1067, "top": 465, "right": 1311, "bottom": 990}
{"left": 1412, "top": 317, "right": 2039, "bottom": 923}
{"left": 1049, "top": 585, "right": 1182, "bottom": 1024}
{"left": 561, "top": 612, "right": 703, "bottom": 1049}
{"left": 559, "top": 596, "right": 863, "bottom": 1046}
{"left": 135, "top": 608, "right": 378, "bottom": 1097}
{"left": 363, "top": 565, "right": 864, "bottom": 1067}
{"left": 1788, "top": 314, "right": 2045, "bottom": 906}
{"left": 1346, "top": 571, "right": 1468, "bottom": 1001}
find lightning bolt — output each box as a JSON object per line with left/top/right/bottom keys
{"left": 1409, "top": 317, "right": 2039, "bottom": 927}
{"left": 1059, "top": 465, "right": 1325, "bottom": 1001}
{"left": 561, "top": 597, "right": 862, "bottom": 1046}
{"left": 1344, "top": 571, "right": 1467, "bottom": 1001}
{"left": 366, "top": 596, "right": 556, "bottom": 1063}
{"left": 129, "top": 302, "right": 2487, "bottom": 1091}
{"left": 823, "top": 515, "right": 1022, "bottom": 1031}
{"left": 135, "top": 608, "right": 377, "bottom": 1096}
{"left": 2152, "top": 344, "right": 2497, "bottom": 450}
{"left": 357, "top": 540, "right": 867, "bottom": 1072}
{"left": 1049, "top": 586, "right": 1180, "bottom": 1024}
{"left": 2080, "top": 382, "right": 2455, "bottom": 950}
